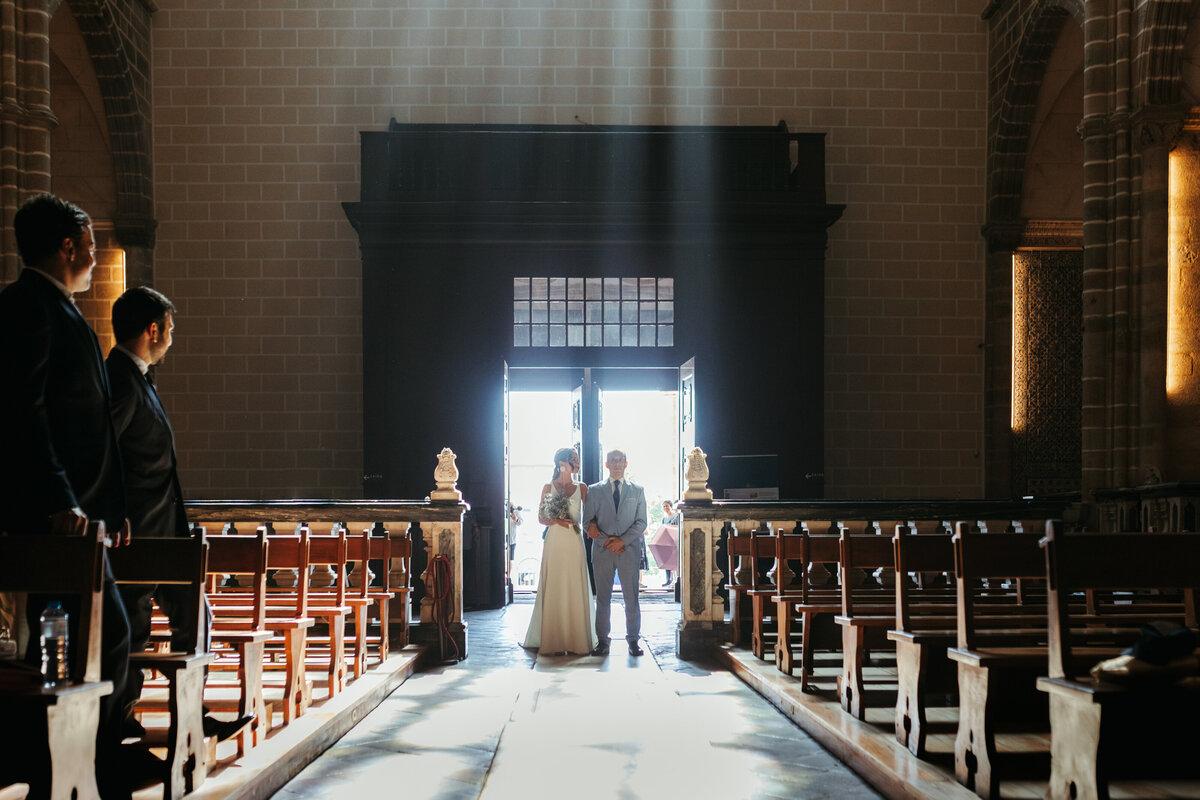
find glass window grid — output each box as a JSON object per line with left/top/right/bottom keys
{"left": 514, "top": 277, "right": 675, "bottom": 347}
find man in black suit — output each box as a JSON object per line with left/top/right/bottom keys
{"left": 107, "top": 286, "right": 251, "bottom": 744}
{"left": 0, "top": 193, "right": 134, "bottom": 797}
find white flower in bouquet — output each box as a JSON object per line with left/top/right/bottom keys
{"left": 540, "top": 489, "right": 580, "bottom": 534}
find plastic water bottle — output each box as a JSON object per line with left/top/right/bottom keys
{"left": 0, "top": 625, "right": 16, "bottom": 660}
{"left": 40, "top": 601, "right": 69, "bottom": 687}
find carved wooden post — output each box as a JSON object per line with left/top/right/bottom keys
{"left": 677, "top": 447, "right": 724, "bottom": 658}
{"left": 731, "top": 522, "right": 752, "bottom": 586}
{"left": 763, "top": 522, "right": 795, "bottom": 588}
{"left": 263, "top": 522, "right": 298, "bottom": 589}
{"left": 416, "top": 448, "right": 468, "bottom": 659}
{"left": 308, "top": 523, "right": 338, "bottom": 588}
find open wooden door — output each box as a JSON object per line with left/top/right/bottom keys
{"left": 678, "top": 357, "right": 695, "bottom": 500}
{"left": 502, "top": 360, "right": 513, "bottom": 604}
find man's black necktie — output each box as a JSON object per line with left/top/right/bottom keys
{"left": 613, "top": 480, "right": 621, "bottom": 509}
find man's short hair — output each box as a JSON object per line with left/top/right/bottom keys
{"left": 112, "top": 286, "right": 176, "bottom": 343}
{"left": 606, "top": 449, "right": 627, "bottom": 464}
{"left": 13, "top": 194, "right": 91, "bottom": 268}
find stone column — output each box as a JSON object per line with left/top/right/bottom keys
{"left": 1166, "top": 126, "right": 1200, "bottom": 479}
{"left": 1, "top": 0, "right": 56, "bottom": 283}
{"left": 676, "top": 447, "right": 724, "bottom": 659}
{"left": 416, "top": 448, "right": 467, "bottom": 660}
{"left": 1133, "top": 107, "right": 1185, "bottom": 485}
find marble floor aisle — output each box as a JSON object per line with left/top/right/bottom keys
{"left": 272, "top": 593, "right": 882, "bottom": 800}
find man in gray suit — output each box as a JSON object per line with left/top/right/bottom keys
{"left": 581, "top": 449, "right": 648, "bottom": 656}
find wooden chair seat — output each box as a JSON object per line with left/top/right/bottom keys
{"left": 202, "top": 529, "right": 271, "bottom": 754}
{"left": 0, "top": 525, "right": 111, "bottom": 800}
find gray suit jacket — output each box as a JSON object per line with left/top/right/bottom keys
{"left": 581, "top": 478, "right": 647, "bottom": 550}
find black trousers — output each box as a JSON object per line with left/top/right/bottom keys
{"left": 116, "top": 582, "right": 211, "bottom": 721}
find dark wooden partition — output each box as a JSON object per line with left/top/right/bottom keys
{"left": 344, "top": 122, "right": 843, "bottom": 608}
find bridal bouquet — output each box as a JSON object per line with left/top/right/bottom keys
{"left": 540, "top": 489, "right": 580, "bottom": 534}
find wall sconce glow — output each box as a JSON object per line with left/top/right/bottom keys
{"left": 1167, "top": 144, "right": 1199, "bottom": 401}
{"left": 1011, "top": 252, "right": 1028, "bottom": 434}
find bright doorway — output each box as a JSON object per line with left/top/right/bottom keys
{"left": 506, "top": 377, "right": 682, "bottom": 594}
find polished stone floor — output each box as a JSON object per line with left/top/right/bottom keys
{"left": 272, "top": 591, "right": 882, "bottom": 800}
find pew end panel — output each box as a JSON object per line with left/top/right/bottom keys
{"left": 1037, "top": 523, "right": 1200, "bottom": 800}
{"left": 0, "top": 524, "right": 112, "bottom": 800}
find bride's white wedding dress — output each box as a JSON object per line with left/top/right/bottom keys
{"left": 522, "top": 483, "right": 597, "bottom": 655}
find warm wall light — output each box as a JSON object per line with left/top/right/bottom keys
{"left": 76, "top": 223, "right": 126, "bottom": 355}
{"left": 1011, "top": 252, "right": 1029, "bottom": 433}
{"left": 1167, "top": 143, "right": 1199, "bottom": 401}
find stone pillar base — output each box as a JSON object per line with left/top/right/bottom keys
{"left": 676, "top": 621, "right": 728, "bottom": 660}
{"left": 411, "top": 620, "right": 468, "bottom": 662}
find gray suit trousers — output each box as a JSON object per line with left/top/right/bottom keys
{"left": 592, "top": 542, "right": 640, "bottom": 642}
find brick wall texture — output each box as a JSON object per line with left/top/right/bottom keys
{"left": 150, "top": 0, "right": 988, "bottom": 499}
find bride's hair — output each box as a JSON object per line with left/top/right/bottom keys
{"left": 551, "top": 447, "right": 575, "bottom": 480}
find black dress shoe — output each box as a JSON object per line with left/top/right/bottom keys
{"left": 628, "top": 641, "right": 644, "bottom": 656}
{"left": 120, "top": 744, "right": 165, "bottom": 790}
{"left": 590, "top": 641, "right": 609, "bottom": 656}
{"left": 121, "top": 716, "right": 147, "bottom": 741}
{"left": 203, "top": 713, "right": 255, "bottom": 742}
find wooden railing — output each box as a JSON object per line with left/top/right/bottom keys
{"left": 673, "top": 447, "right": 1078, "bottom": 657}
{"left": 1094, "top": 481, "right": 1200, "bottom": 532}
{"left": 185, "top": 448, "right": 469, "bottom": 658}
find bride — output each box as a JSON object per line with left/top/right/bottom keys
{"left": 522, "top": 447, "right": 598, "bottom": 655}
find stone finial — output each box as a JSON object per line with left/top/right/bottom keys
{"left": 683, "top": 446, "right": 713, "bottom": 501}
{"left": 430, "top": 447, "right": 463, "bottom": 501}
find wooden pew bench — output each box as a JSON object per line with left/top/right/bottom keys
{"left": 836, "top": 525, "right": 964, "bottom": 720}
{"left": 773, "top": 520, "right": 952, "bottom": 693}
{"left": 947, "top": 522, "right": 1176, "bottom": 799}
{"left": 889, "top": 520, "right": 1046, "bottom": 758}
{"left": 208, "top": 525, "right": 315, "bottom": 725}
{"left": 771, "top": 529, "right": 843, "bottom": 691}
{"left": 1036, "top": 524, "right": 1200, "bottom": 800}
{"left": 199, "top": 529, "right": 272, "bottom": 755}
{"left": 0, "top": 524, "right": 111, "bottom": 800}
{"left": 724, "top": 525, "right": 759, "bottom": 649}
{"left": 342, "top": 526, "right": 408, "bottom": 673}
{"left": 296, "top": 525, "right": 350, "bottom": 698}
{"left": 108, "top": 535, "right": 213, "bottom": 800}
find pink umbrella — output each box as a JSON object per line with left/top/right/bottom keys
{"left": 648, "top": 523, "right": 679, "bottom": 572}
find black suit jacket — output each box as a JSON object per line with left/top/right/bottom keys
{"left": 0, "top": 269, "right": 126, "bottom": 534}
{"left": 106, "top": 348, "right": 189, "bottom": 538}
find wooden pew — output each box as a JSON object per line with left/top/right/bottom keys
{"left": 771, "top": 526, "right": 843, "bottom": 690}
{"left": 947, "top": 524, "right": 1057, "bottom": 799}
{"left": 888, "top": 523, "right": 958, "bottom": 757}
{"left": 226, "top": 526, "right": 314, "bottom": 724}
{"left": 725, "top": 524, "right": 755, "bottom": 647}
{"left": 1036, "top": 523, "right": 1200, "bottom": 800}
{"left": 0, "top": 524, "right": 111, "bottom": 800}
{"left": 889, "top": 519, "right": 1039, "bottom": 757}
{"left": 108, "top": 535, "right": 213, "bottom": 800}
{"left": 343, "top": 526, "right": 408, "bottom": 672}
{"left": 946, "top": 521, "right": 1165, "bottom": 799}
{"left": 746, "top": 523, "right": 783, "bottom": 659}
{"left": 836, "top": 526, "right": 961, "bottom": 719}
{"left": 300, "top": 525, "right": 350, "bottom": 698}
{"left": 201, "top": 528, "right": 272, "bottom": 755}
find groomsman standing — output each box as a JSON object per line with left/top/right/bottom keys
{"left": 106, "top": 286, "right": 251, "bottom": 744}
{"left": 0, "top": 193, "right": 135, "bottom": 798}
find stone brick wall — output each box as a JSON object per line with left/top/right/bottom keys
{"left": 150, "top": 0, "right": 988, "bottom": 499}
